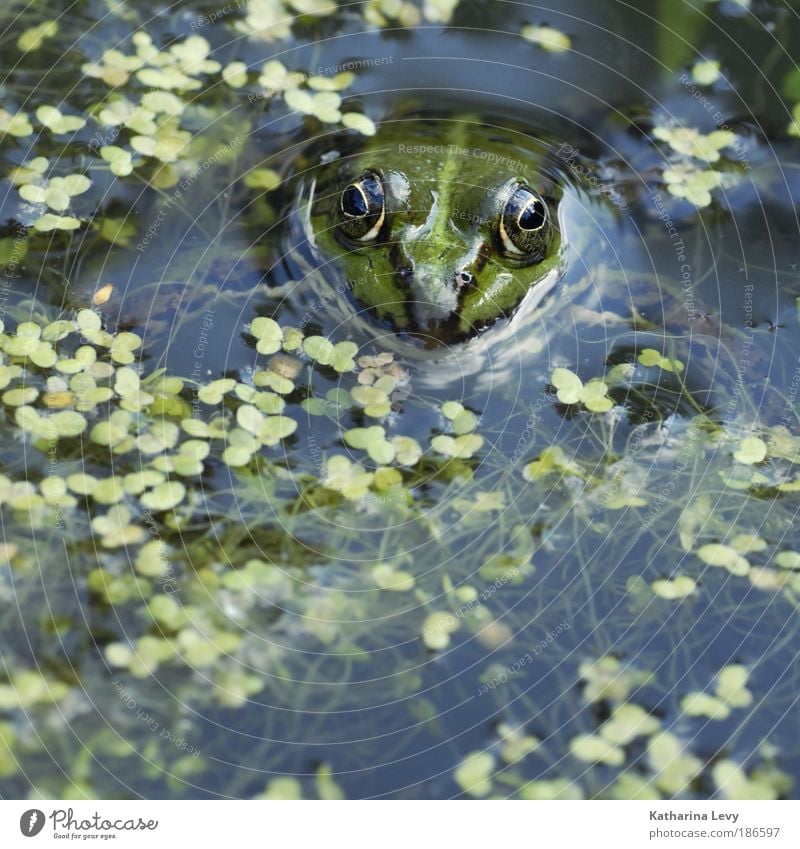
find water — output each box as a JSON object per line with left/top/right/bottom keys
{"left": 0, "top": 0, "right": 799, "bottom": 800}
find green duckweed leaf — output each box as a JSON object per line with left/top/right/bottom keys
{"left": 36, "top": 105, "right": 86, "bottom": 134}
{"left": 569, "top": 734, "right": 625, "bottom": 766}
{"left": 256, "top": 415, "right": 297, "bottom": 445}
{"left": 453, "top": 751, "right": 495, "bottom": 797}
{"left": 731, "top": 533, "right": 767, "bottom": 554}
{"left": 100, "top": 145, "right": 134, "bottom": 176}
{"left": 236, "top": 404, "right": 263, "bottom": 435}
{"left": 322, "top": 455, "right": 373, "bottom": 500}
{"left": 2, "top": 387, "right": 38, "bottom": 406}
{"left": 696, "top": 543, "right": 750, "bottom": 576}
{"left": 681, "top": 691, "right": 730, "bottom": 720}
{"left": 441, "top": 401, "right": 464, "bottom": 420}
{"left": 330, "top": 341, "right": 358, "bottom": 372}
{"left": 341, "top": 112, "right": 377, "bottom": 136}
{"left": 599, "top": 704, "right": 660, "bottom": 745}
{"left": 140, "top": 481, "right": 186, "bottom": 511}
{"left": 244, "top": 169, "right": 281, "bottom": 191}
{"left": 712, "top": 760, "right": 778, "bottom": 801}
{"left": 774, "top": 550, "right": 800, "bottom": 570}
{"left": 343, "top": 426, "right": 385, "bottom": 451}
{"left": 431, "top": 434, "right": 483, "bottom": 459}
{"left": 351, "top": 385, "right": 391, "bottom": 418}
{"left": 451, "top": 409, "right": 478, "bottom": 433}
{"left": 222, "top": 61, "right": 249, "bottom": 87}
{"left": 733, "top": 435, "right": 767, "bottom": 464}
{"left": 551, "top": 366, "right": 583, "bottom": 404}
{"left": 251, "top": 317, "right": 283, "bottom": 354}
{"left": 648, "top": 731, "right": 703, "bottom": 795}
{"left": 49, "top": 410, "right": 87, "bottom": 438}
{"left": 691, "top": 60, "right": 721, "bottom": 86}
{"left": 652, "top": 575, "right": 696, "bottom": 599}
{"left": 372, "top": 563, "right": 415, "bottom": 592}
{"left": 33, "top": 214, "right": 81, "bottom": 232}
{"left": 653, "top": 125, "right": 735, "bottom": 162}
{"left": 391, "top": 435, "right": 423, "bottom": 466}
{"left": 17, "top": 20, "right": 59, "bottom": 52}
{"left": 521, "top": 25, "right": 571, "bottom": 53}
{"left": 303, "top": 335, "right": 334, "bottom": 365}
{"left": 222, "top": 446, "right": 254, "bottom": 467}
{"left": 421, "top": 611, "right": 459, "bottom": 651}
{"left": 197, "top": 378, "right": 237, "bottom": 405}
{"left": 716, "top": 664, "right": 752, "bottom": 708}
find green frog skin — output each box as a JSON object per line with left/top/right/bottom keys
{"left": 304, "top": 116, "right": 564, "bottom": 340}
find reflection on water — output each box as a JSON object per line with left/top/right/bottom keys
{"left": 1, "top": 0, "right": 800, "bottom": 800}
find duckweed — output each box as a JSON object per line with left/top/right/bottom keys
{"left": 422, "top": 611, "right": 459, "bottom": 650}
{"left": 569, "top": 734, "right": 625, "bottom": 767}
{"left": 521, "top": 25, "right": 572, "bottom": 53}
{"left": 696, "top": 543, "right": 750, "bottom": 576}
{"left": 551, "top": 367, "right": 614, "bottom": 412}
{"left": 36, "top": 105, "right": 86, "bottom": 135}
{"left": 372, "top": 563, "right": 415, "bottom": 592}
{"left": 733, "top": 435, "right": 767, "bottom": 464}
{"left": 0, "top": 0, "right": 798, "bottom": 804}
{"left": 653, "top": 125, "right": 736, "bottom": 163}
{"left": 16, "top": 19, "right": 59, "bottom": 52}
{"left": 453, "top": 751, "right": 495, "bottom": 797}
{"left": 651, "top": 575, "right": 696, "bottom": 599}
{"left": 712, "top": 761, "right": 787, "bottom": 801}
{"left": 691, "top": 59, "right": 721, "bottom": 86}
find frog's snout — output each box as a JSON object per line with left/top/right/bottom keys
{"left": 454, "top": 269, "right": 474, "bottom": 288}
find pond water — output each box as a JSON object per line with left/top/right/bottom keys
{"left": 0, "top": 0, "right": 799, "bottom": 799}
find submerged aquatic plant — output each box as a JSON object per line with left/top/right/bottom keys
{"left": 0, "top": 0, "right": 799, "bottom": 803}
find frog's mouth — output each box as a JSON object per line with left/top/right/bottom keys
{"left": 405, "top": 267, "right": 460, "bottom": 328}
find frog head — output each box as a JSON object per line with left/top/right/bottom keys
{"left": 302, "top": 117, "right": 564, "bottom": 341}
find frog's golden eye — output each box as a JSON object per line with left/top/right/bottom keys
{"left": 339, "top": 170, "right": 385, "bottom": 242}
{"left": 499, "top": 185, "right": 551, "bottom": 259}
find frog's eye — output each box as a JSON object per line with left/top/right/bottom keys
{"left": 499, "top": 185, "right": 551, "bottom": 259}
{"left": 339, "top": 170, "right": 385, "bottom": 242}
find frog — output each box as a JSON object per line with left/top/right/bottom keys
{"left": 296, "top": 115, "right": 565, "bottom": 341}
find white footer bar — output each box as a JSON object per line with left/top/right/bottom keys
{"left": 1, "top": 800, "right": 797, "bottom": 848}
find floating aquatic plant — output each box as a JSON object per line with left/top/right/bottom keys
{"left": 0, "top": 0, "right": 798, "bottom": 802}
{"left": 691, "top": 59, "right": 721, "bottom": 86}
{"left": 521, "top": 25, "right": 572, "bottom": 53}
{"left": 550, "top": 366, "right": 614, "bottom": 412}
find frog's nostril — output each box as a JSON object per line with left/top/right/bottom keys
{"left": 454, "top": 270, "right": 474, "bottom": 288}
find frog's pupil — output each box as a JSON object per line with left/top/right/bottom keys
{"left": 519, "top": 199, "right": 545, "bottom": 230}
{"left": 342, "top": 185, "right": 368, "bottom": 217}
